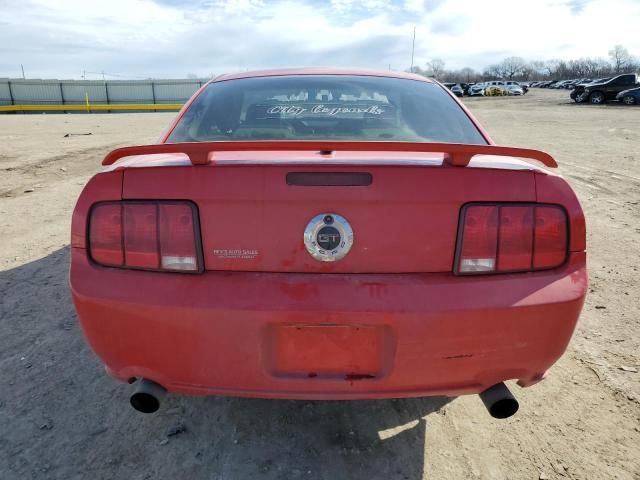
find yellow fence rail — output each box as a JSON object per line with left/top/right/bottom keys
{"left": 0, "top": 103, "right": 184, "bottom": 112}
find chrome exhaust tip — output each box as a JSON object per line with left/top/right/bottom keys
{"left": 130, "top": 379, "right": 166, "bottom": 413}
{"left": 479, "top": 382, "right": 519, "bottom": 419}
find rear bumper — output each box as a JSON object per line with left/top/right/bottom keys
{"left": 70, "top": 249, "right": 587, "bottom": 400}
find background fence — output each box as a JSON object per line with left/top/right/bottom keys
{"left": 0, "top": 78, "right": 208, "bottom": 109}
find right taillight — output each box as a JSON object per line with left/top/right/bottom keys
{"left": 455, "top": 203, "right": 568, "bottom": 275}
{"left": 88, "top": 201, "right": 202, "bottom": 273}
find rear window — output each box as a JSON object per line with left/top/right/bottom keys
{"left": 167, "top": 75, "right": 487, "bottom": 144}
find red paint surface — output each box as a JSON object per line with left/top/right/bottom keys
{"left": 70, "top": 249, "right": 586, "bottom": 399}
{"left": 69, "top": 68, "right": 587, "bottom": 399}
{"left": 102, "top": 141, "right": 557, "bottom": 168}
{"left": 120, "top": 163, "right": 537, "bottom": 273}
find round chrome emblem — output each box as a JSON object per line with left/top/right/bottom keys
{"left": 304, "top": 213, "right": 354, "bottom": 262}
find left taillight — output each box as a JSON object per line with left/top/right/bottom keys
{"left": 455, "top": 203, "right": 568, "bottom": 275}
{"left": 88, "top": 201, "right": 202, "bottom": 273}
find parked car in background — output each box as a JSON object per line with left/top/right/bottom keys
{"left": 506, "top": 81, "right": 527, "bottom": 94}
{"left": 552, "top": 80, "right": 573, "bottom": 89}
{"left": 485, "top": 81, "right": 507, "bottom": 96}
{"left": 450, "top": 84, "right": 464, "bottom": 97}
{"left": 485, "top": 85, "right": 507, "bottom": 96}
{"left": 468, "top": 83, "right": 486, "bottom": 96}
{"left": 616, "top": 86, "right": 640, "bottom": 105}
{"left": 506, "top": 84, "right": 524, "bottom": 95}
{"left": 571, "top": 74, "right": 639, "bottom": 104}
{"left": 566, "top": 79, "right": 590, "bottom": 89}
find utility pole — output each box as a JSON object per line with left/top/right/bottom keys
{"left": 410, "top": 26, "right": 416, "bottom": 73}
{"left": 82, "top": 70, "right": 86, "bottom": 80}
{"left": 20, "top": 64, "right": 25, "bottom": 79}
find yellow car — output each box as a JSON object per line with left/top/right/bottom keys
{"left": 485, "top": 86, "right": 507, "bottom": 96}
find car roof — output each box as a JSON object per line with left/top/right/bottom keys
{"left": 212, "top": 67, "right": 435, "bottom": 83}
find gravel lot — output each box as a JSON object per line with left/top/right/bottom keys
{"left": 1, "top": 89, "right": 639, "bottom": 480}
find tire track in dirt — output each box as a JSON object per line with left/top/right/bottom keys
{"left": 0, "top": 144, "right": 121, "bottom": 198}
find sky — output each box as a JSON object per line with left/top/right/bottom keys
{"left": 1, "top": 0, "right": 639, "bottom": 79}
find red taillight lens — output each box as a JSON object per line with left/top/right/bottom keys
{"left": 457, "top": 206, "right": 498, "bottom": 273}
{"left": 498, "top": 206, "right": 534, "bottom": 271}
{"left": 158, "top": 204, "right": 199, "bottom": 271}
{"left": 533, "top": 206, "right": 568, "bottom": 269}
{"left": 89, "top": 204, "right": 123, "bottom": 266}
{"left": 89, "top": 201, "right": 201, "bottom": 273}
{"left": 456, "top": 203, "right": 567, "bottom": 275}
{"left": 124, "top": 203, "right": 159, "bottom": 269}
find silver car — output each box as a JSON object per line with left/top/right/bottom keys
{"left": 468, "top": 83, "right": 486, "bottom": 96}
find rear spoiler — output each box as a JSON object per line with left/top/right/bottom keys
{"left": 102, "top": 141, "right": 557, "bottom": 168}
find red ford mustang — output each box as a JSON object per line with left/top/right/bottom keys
{"left": 70, "top": 68, "right": 587, "bottom": 418}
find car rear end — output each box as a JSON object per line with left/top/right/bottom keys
{"left": 70, "top": 71, "right": 587, "bottom": 412}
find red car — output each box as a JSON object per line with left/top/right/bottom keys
{"left": 70, "top": 68, "right": 587, "bottom": 418}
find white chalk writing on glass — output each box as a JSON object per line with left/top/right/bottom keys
{"left": 265, "top": 104, "right": 385, "bottom": 116}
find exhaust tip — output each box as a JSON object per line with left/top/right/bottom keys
{"left": 487, "top": 397, "right": 519, "bottom": 419}
{"left": 130, "top": 379, "right": 166, "bottom": 414}
{"left": 479, "top": 382, "right": 519, "bottom": 419}
{"left": 130, "top": 391, "right": 161, "bottom": 413}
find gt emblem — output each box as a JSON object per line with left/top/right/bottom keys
{"left": 304, "top": 213, "right": 354, "bottom": 262}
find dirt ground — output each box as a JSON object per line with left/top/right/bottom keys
{"left": 1, "top": 89, "right": 638, "bottom": 480}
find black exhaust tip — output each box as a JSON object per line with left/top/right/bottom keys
{"left": 479, "top": 382, "right": 519, "bottom": 419}
{"left": 130, "top": 379, "right": 166, "bottom": 413}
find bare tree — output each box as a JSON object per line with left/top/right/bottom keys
{"left": 519, "top": 63, "right": 536, "bottom": 80}
{"left": 426, "top": 58, "right": 446, "bottom": 80}
{"left": 529, "top": 60, "right": 546, "bottom": 78}
{"left": 594, "top": 58, "right": 614, "bottom": 76}
{"left": 500, "top": 56, "right": 527, "bottom": 79}
{"left": 409, "top": 65, "right": 427, "bottom": 76}
{"left": 608, "top": 45, "right": 634, "bottom": 73}
{"left": 544, "top": 59, "right": 561, "bottom": 77}
{"left": 417, "top": 48, "right": 635, "bottom": 83}
{"left": 458, "top": 67, "right": 477, "bottom": 82}
{"left": 554, "top": 60, "right": 571, "bottom": 79}
{"left": 483, "top": 64, "right": 503, "bottom": 79}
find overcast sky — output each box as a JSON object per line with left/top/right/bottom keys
{"left": 1, "top": 0, "right": 639, "bottom": 79}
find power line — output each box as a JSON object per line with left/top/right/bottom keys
{"left": 84, "top": 70, "right": 151, "bottom": 80}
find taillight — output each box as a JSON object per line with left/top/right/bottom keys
{"left": 89, "top": 204, "right": 124, "bottom": 267}
{"left": 158, "top": 204, "right": 199, "bottom": 271}
{"left": 457, "top": 206, "right": 498, "bottom": 273}
{"left": 455, "top": 203, "right": 567, "bottom": 275}
{"left": 533, "top": 207, "right": 568, "bottom": 269}
{"left": 124, "top": 203, "right": 159, "bottom": 269}
{"left": 88, "top": 201, "right": 202, "bottom": 273}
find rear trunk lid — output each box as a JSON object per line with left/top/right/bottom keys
{"left": 121, "top": 152, "right": 537, "bottom": 273}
